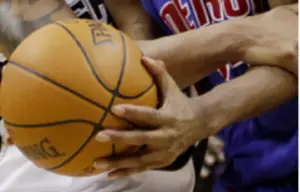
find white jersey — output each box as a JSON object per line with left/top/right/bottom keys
{"left": 0, "top": 1, "right": 195, "bottom": 192}
{"left": 0, "top": 121, "right": 195, "bottom": 192}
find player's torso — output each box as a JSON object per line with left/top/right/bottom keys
{"left": 0, "top": 142, "right": 195, "bottom": 192}
{"left": 141, "top": 0, "right": 298, "bottom": 191}
{"left": 0, "top": 144, "right": 195, "bottom": 192}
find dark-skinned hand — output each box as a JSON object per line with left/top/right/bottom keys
{"left": 94, "top": 57, "right": 217, "bottom": 180}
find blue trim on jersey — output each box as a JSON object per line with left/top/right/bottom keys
{"left": 141, "top": 0, "right": 173, "bottom": 35}
{"left": 141, "top": 1, "right": 297, "bottom": 191}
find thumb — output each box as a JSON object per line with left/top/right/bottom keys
{"left": 142, "top": 57, "right": 179, "bottom": 98}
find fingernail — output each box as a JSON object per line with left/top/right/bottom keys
{"left": 95, "top": 133, "right": 111, "bottom": 142}
{"left": 111, "top": 106, "right": 125, "bottom": 116}
{"left": 93, "top": 161, "right": 109, "bottom": 170}
{"left": 142, "top": 56, "right": 152, "bottom": 62}
{"left": 218, "top": 153, "right": 225, "bottom": 162}
{"left": 200, "top": 167, "right": 210, "bottom": 178}
{"left": 205, "top": 154, "right": 216, "bottom": 166}
{"left": 108, "top": 174, "right": 119, "bottom": 180}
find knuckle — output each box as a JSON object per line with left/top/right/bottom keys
{"left": 136, "top": 133, "right": 149, "bottom": 145}
{"left": 280, "top": 44, "right": 298, "bottom": 62}
{"left": 157, "top": 60, "right": 167, "bottom": 72}
{"left": 166, "top": 130, "right": 178, "bottom": 143}
{"left": 157, "top": 60, "right": 166, "bottom": 68}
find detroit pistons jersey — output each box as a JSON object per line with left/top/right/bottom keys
{"left": 141, "top": 0, "right": 298, "bottom": 192}
{"left": 0, "top": 1, "right": 196, "bottom": 192}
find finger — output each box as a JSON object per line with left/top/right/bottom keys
{"left": 208, "top": 137, "right": 225, "bottom": 162}
{"left": 94, "top": 151, "right": 167, "bottom": 171}
{"left": 112, "top": 104, "right": 173, "bottom": 127}
{"left": 108, "top": 167, "right": 147, "bottom": 180}
{"left": 204, "top": 152, "right": 216, "bottom": 166}
{"left": 207, "top": 145, "right": 225, "bottom": 163}
{"left": 200, "top": 166, "right": 211, "bottom": 179}
{"left": 107, "top": 163, "right": 162, "bottom": 180}
{"left": 209, "top": 137, "right": 224, "bottom": 148}
{"left": 96, "top": 128, "right": 178, "bottom": 146}
{"left": 94, "top": 156, "right": 144, "bottom": 170}
{"left": 142, "top": 57, "right": 179, "bottom": 97}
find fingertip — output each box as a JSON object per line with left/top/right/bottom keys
{"left": 205, "top": 153, "right": 216, "bottom": 166}
{"left": 95, "top": 132, "right": 111, "bottom": 142}
{"left": 200, "top": 167, "right": 210, "bottom": 179}
{"left": 108, "top": 173, "right": 120, "bottom": 180}
{"left": 111, "top": 105, "right": 125, "bottom": 116}
{"left": 142, "top": 57, "right": 165, "bottom": 76}
{"left": 142, "top": 56, "right": 154, "bottom": 63}
{"left": 93, "top": 160, "right": 109, "bottom": 170}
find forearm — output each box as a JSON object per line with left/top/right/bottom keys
{"left": 139, "top": 23, "right": 233, "bottom": 88}
{"left": 268, "top": 0, "right": 298, "bottom": 8}
{"left": 139, "top": 4, "right": 298, "bottom": 88}
{"left": 195, "top": 67, "right": 297, "bottom": 133}
{"left": 0, "top": 0, "right": 75, "bottom": 57}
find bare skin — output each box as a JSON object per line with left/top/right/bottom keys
{"left": 0, "top": 0, "right": 75, "bottom": 57}
{"left": 0, "top": 0, "right": 75, "bottom": 136}
{"left": 96, "top": 1, "right": 298, "bottom": 179}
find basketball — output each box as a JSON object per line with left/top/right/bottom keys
{"left": 0, "top": 19, "right": 158, "bottom": 177}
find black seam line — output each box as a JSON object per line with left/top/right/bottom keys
{"left": 54, "top": 22, "right": 154, "bottom": 100}
{"left": 108, "top": 32, "right": 128, "bottom": 156}
{"left": 4, "top": 119, "right": 99, "bottom": 128}
{"left": 47, "top": 129, "right": 98, "bottom": 171}
{"left": 8, "top": 60, "right": 108, "bottom": 112}
{"left": 7, "top": 61, "right": 134, "bottom": 128}
{"left": 47, "top": 31, "right": 128, "bottom": 171}
{"left": 116, "top": 81, "right": 155, "bottom": 99}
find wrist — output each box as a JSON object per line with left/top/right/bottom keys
{"left": 189, "top": 96, "right": 226, "bottom": 136}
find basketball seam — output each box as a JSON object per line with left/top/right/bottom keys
{"left": 7, "top": 61, "right": 134, "bottom": 127}
{"left": 47, "top": 31, "right": 129, "bottom": 171}
{"left": 8, "top": 61, "right": 107, "bottom": 112}
{"left": 55, "top": 22, "right": 155, "bottom": 100}
{"left": 4, "top": 119, "right": 99, "bottom": 128}
{"left": 47, "top": 129, "right": 98, "bottom": 171}
{"left": 47, "top": 29, "right": 129, "bottom": 170}
{"left": 5, "top": 23, "right": 154, "bottom": 173}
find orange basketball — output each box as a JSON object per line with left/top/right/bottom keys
{"left": 1, "top": 19, "right": 158, "bottom": 176}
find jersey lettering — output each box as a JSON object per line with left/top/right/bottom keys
{"left": 160, "top": 2, "right": 191, "bottom": 33}
{"left": 190, "top": 0, "right": 211, "bottom": 27}
{"left": 218, "top": 61, "right": 244, "bottom": 81}
{"left": 160, "top": 0, "right": 253, "bottom": 28}
{"left": 160, "top": 0, "right": 253, "bottom": 80}
{"left": 224, "top": 0, "right": 251, "bottom": 18}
